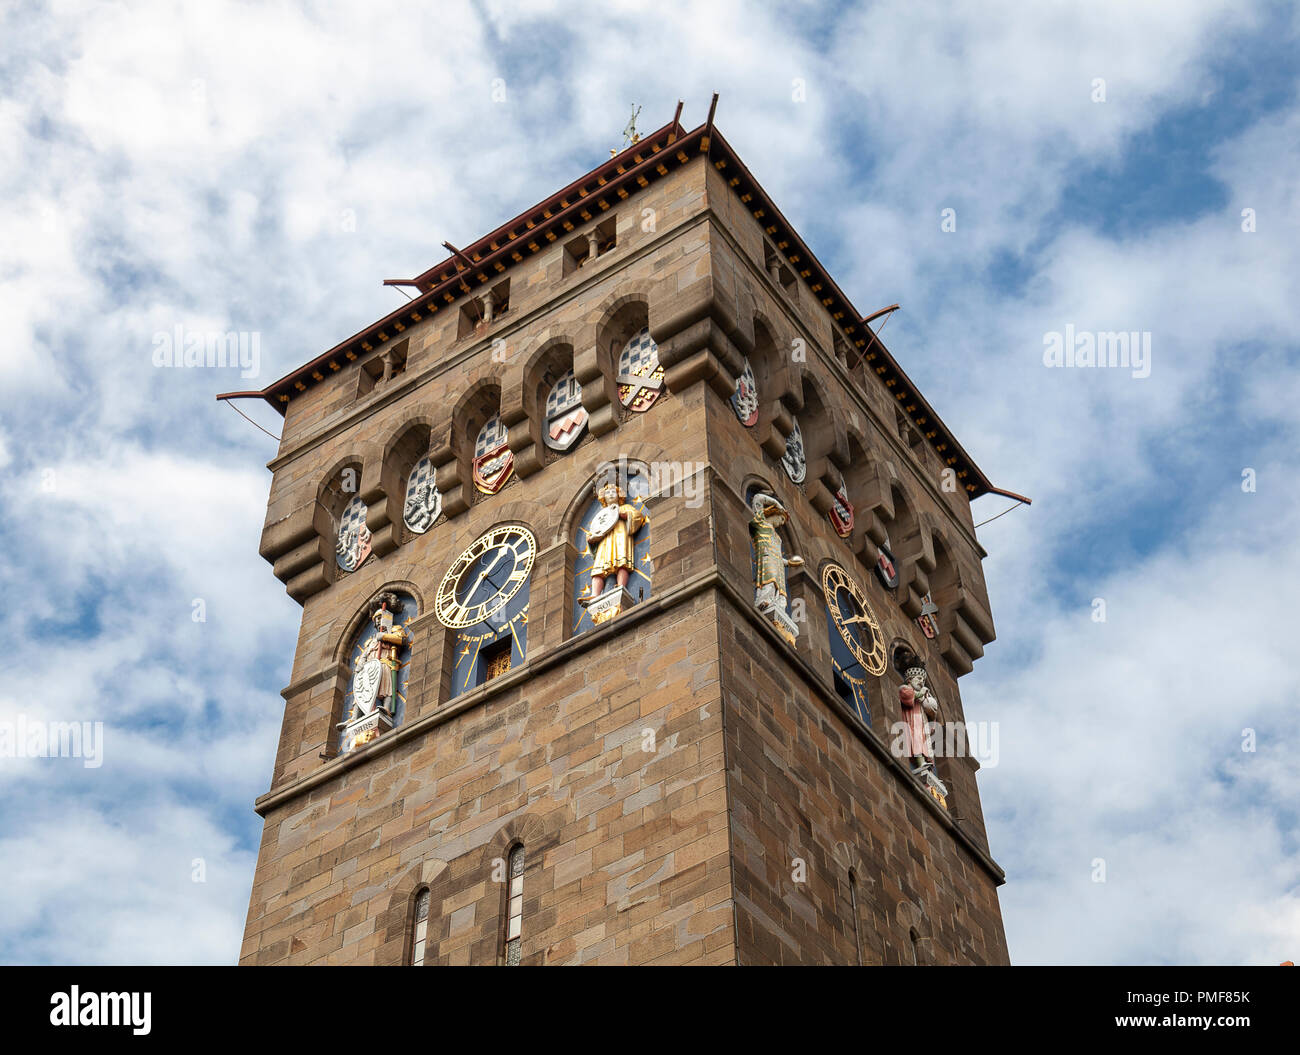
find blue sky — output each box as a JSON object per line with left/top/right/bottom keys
{"left": 1, "top": 0, "right": 1297, "bottom": 964}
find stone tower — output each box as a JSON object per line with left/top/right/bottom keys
{"left": 225, "top": 104, "right": 1018, "bottom": 965}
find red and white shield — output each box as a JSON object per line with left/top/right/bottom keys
{"left": 829, "top": 476, "right": 854, "bottom": 537}
{"left": 544, "top": 370, "right": 588, "bottom": 451}
{"left": 874, "top": 541, "right": 900, "bottom": 590}
{"left": 473, "top": 414, "right": 514, "bottom": 494}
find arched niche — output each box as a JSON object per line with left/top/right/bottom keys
{"left": 880, "top": 482, "right": 925, "bottom": 594}
{"left": 317, "top": 456, "right": 370, "bottom": 577}
{"left": 335, "top": 588, "right": 420, "bottom": 754}
{"left": 749, "top": 316, "right": 795, "bottom": 458}
{"left": 838, "top": 432, "right": 873, "bottom": 553}
{"left": 574, "top": 293, "right": 657, "bottom": 436}
{"left": 569, "top": 462, "right": 654, "bottom": 638}
{"left": 603, "top": 301, "right": 664, "bottom": 419}
{"left": 787, "top": 372, "right": 838, "bottom": 496}
{"left": 530, "top": 340, "right": 588, "bottom": 463}
{"left": 384, "top": 418, "right": 442, "bottom": 542}
{"left": 743, "top": 480, "right": 807, "bottom": 647}
{"left": 452, "top": 380, "right": 513, "bottom": 505}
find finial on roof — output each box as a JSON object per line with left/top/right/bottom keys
{"left": 611, "top": 104, "right": 643, "bottom": 157}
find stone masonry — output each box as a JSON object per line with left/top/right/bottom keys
{"left": 236, "top": 120, "right": 1011, "bottom": 966}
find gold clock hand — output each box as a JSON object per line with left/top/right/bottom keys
{"left": 462, "top": 548, "right": 508, "bottom": 603}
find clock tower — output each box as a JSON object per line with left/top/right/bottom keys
{"left": 225, "top": 102, "right": 1021, "bottom": 965}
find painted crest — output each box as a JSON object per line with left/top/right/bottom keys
{"left": 616, "top": 327, "right": 664, "bottom": 412}
{"left": 731, "top": 357, "right": 759, "bottom": 427}
{"left": 473, "top": 413, "right": 514, "bottom": 494}
{"left": 917, "top": 591, "right": 940, "bottom": 639}
{"left": 874, "top": 540, "right": 900, "bottom": 590}
{"left": 335, "top": 495, "right": 372, "bottom": 572}
{"left": 543, "top": 369, "right": 588, "bottom": 451}
{"left": 782, "top": 418, "right": 807, "bottom": 484}
{"left": 829, "top": 474, "right": 854, "bottom": 537}
{"left": 403, "top": 456, "right": 441, "bottom": 534}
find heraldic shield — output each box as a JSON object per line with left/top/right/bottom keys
{"left": 544, "top": 369, "right": 588, "bottom": 451}
{"left": 403, "top": 456, "right": 441, "bottom": 534}
{"left": 875, "top": 540, "right": 900, "bottom": 590}
{"left": 782, "top": 418, "right": 807, "bottom": 484}
{"left": 829, "top": 475, "right": 854, "bottom": 537}
{"left": 336, "top": 495, "right": 372, "bottom": 572}
{"left": 731, "top": 357, "right": 759, "bottom": 426}
{"left": 351, "top": 658, "right": 384, "bottom": 715}
{"left": 473, "top": 413, "right": 514, "bottom": 494}
{"left": 617, "top": 327, "right": 664, "bottom": 412}
{"left": 917, "top": 591, "right": 940, "bottom": 639}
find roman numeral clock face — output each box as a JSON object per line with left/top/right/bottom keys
{"left": 435, "top": 526, "right": 537, "bottom": 629}
{"left": 821, "top": 562, "right": 888, "bottom": 676}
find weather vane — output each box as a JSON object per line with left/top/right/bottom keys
{"left": 612, "top": 104, "right": 642, "bottom": 157}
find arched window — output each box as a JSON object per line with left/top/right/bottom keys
{"left": 410, "top": 887, "right": 430, "bottom": 965}
{"left": 747, "top": 318, "right": 782, "bottom": 443}
{"left": 926, "top": 536, "right": 961, "bottom": 641}
{"left": 527, "top": 340, "right": 586, "bottom": 465}
{"left": 504, "top": 844, "right": 525, "bottom": 966}
{"left": 339, "top": 590, "right": 418, "bottom": 754}
{"left": 572, "top": 465, "right": 652, "bottom": 635}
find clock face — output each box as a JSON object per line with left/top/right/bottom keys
{"left": 821, "top": 562, "right": 887, "bottom": 676}
{"left": 436, "top": 525, "right": 537, "bottom": 629}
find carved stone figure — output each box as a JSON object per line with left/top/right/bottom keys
{"left": 339, "top": 593, "right": 413, "bottom": 751}
{"left": 899, "top": 664, "right": 939, "bottom": 772}
{"left": 578, "top": 479, "right": 649, "bottom": 627}
{"left": 585, "top": 480, "right": 648, "bottom": 600}
{"left": 898, "top": 663, "right": 948, "bottom": 806}
{"left": 749, "top": 493, "right": 804, "bottom": 644}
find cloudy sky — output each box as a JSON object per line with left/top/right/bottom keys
{"left": 1, "top": 0, "right": 1296, "bottom": 965}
